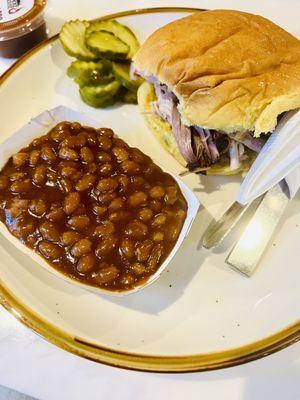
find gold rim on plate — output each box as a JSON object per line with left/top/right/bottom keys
{"left": 0, "top": 7, "right": 299, "bottom": 373}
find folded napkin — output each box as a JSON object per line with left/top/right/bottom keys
{"left": 237, "top": 110, "right": 300, "bottom": 204}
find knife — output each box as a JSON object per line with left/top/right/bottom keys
{"left": 202, "top": 197, "right": 262, "bottom": 249}
{"left": 226, "top": 182, "right": 290, "bottom": 276}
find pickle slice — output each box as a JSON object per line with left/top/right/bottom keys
{"left": 122, "top": 89, "right": 138, "bottom": 104}
{"left": 112, "top": 62, "right": 143, "bottom": 91}
{"left": 85, "top": 31, "right": 129, "bottom": 60}
{"left": 79, "top": 80, "right": 121, "bottom": 108}
{"left": 86, "top": 20, "right": 139, "bottom": 59}
{"left": 59, "top": 20, "right": 96, "bottom": 60}
{"left": 67, "top": 60, "right": 113, "bottom": 86}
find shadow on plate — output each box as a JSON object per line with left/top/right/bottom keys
{"left": 193, "top": 173, "right": 242, "bottom": 195}
{"left": 46, "top": 15, "right": 66, "bottom": 37}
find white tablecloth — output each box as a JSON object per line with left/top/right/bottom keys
{"left": 0, "top": 1, "right": 299, "bottom": 399}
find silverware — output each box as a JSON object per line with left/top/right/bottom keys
{"left": 202, "top": 198, "right": 261, "bottom": 249}
{"left": 226, "top": 182, "right": 290, "bottom": 276}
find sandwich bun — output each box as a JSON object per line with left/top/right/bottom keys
{"left": 133, "top": 10, "right": 300, "bottom": 136}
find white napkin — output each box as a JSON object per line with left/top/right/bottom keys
{"left": 237, "top": 110, "right": 300, "bottom": 204}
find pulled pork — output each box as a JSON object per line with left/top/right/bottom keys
{"left": 136, "top": 69, "right": 265, "bottom": 171}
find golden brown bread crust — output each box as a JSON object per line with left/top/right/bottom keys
{"left": 133, "top": 10, "right": 300, "bottom": 136}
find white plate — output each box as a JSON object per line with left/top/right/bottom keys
{"left": 0, "top": 7, "right": 299, "bottom": 372}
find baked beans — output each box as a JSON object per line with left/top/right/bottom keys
{"left": 0, "top": 122, "right": 187, "bottom": 291}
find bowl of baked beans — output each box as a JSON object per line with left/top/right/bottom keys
{"left": 0, "top": 108, "right": 199, "bottom": 295}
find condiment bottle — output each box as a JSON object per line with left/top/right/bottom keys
{"left": 0, "top": 0, "right": 47, "bottom": 58}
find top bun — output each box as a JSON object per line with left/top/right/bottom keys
{"left": 133, "top": 10, "right": 300, "bottom": 136}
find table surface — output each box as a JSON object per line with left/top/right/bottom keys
{"left": 0, "top": 0, "right": 299, "bottom": 399}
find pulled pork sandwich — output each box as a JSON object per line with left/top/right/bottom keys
{"left": 132, "top": 10, "right": 300, "bottom": 175}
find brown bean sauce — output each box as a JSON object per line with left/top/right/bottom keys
{"left": 0, "top": 122, "right": 187, "bottom": 292}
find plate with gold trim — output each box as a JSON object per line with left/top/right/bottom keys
{"left": 0, "top": 7, "right": 299, "bottom": 372}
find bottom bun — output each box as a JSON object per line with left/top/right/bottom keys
{"left": 137, "top": 81, "right": 186, "bottom": 166}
